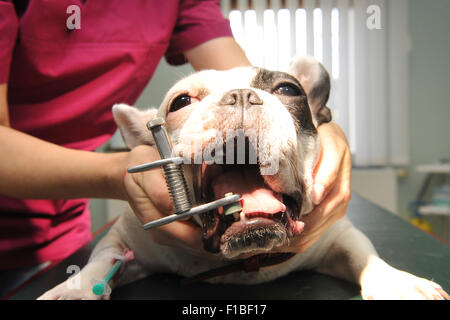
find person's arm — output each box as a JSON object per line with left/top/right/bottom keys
{"left": 185, "top": 37, "right": 251, "bottom": 71}
{"left": 0, "top": 85, "right": 195, "bottom": 249}
{"left": 0, "top": 83, "right": 127, "bottom": 201}
{"left": 0, "top": 84, "right": 10, "bottom": 126}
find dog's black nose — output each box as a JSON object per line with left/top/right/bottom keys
{"left": 219, "top": 89, "right": 263, "bottom": 108}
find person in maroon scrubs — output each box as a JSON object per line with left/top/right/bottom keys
{"left": 0, "top": 0, "right": 351, "bottom": 296}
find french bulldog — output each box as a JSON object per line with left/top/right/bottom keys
{"left": 39, "top": 56, "right": 448, "bottom": 300}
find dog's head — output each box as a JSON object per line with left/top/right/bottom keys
{"left": 113, "top": 56, "right": 331, "bottom": 259}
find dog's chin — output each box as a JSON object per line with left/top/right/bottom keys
{"left": 219, "top": 218, "right": 288, "bottom": 259}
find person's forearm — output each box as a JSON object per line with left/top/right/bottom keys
{"left": 0, "top": 125, "right": 127, "bottom": 200}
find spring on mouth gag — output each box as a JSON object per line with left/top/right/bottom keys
{"left": 163, "top": 162, "right": 192, "bottom": 213}
{"left": 128, "top": 117, "right": 241, "bottom": 230}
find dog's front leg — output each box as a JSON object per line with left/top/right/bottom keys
{"left": 38, "top": 221, "right": 146, "bottom": 300}
{"left": 314, "top": 219, "right": 448, "bottom": 300}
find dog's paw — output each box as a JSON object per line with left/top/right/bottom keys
{"left": 360, "top": 258, "right": 449, "bottom": 300}
{"left": 38, "top": 282, "right": 109, "bottom": 300}
{"left": 37, "top": 278, "right": 109, "bottom": 300}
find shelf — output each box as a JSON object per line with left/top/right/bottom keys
{"left": 416, "top": 163, "right": 450, "bottom": 174}
{"left": 418, "top": 205, "right": 450, "bottom": 216}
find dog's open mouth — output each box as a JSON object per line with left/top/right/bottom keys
{"left": 196, "top": 148, "right": 305, "bottom": 258}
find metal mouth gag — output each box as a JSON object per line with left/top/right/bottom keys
{"left": 127, "top": 117, "right": 241, "bottom": 230}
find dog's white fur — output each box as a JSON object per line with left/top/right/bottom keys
{"left": 38, "top": 61, "right": 448, "bottom": 300}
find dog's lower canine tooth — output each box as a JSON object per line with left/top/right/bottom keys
{"left": 222, "top": 192, "right": 242, "bottom": 218}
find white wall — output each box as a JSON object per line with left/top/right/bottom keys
{"left": 397, "top": 0, "right": 450, "bottom": 240}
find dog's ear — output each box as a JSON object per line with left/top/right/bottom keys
{"left": 288, "top": 56, "right": 332, "bottom": 126}
{"left": 112, "top": 103, "right": 157, "bottom": 149}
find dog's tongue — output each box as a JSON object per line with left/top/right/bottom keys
{"left": 211, "top": 168, "right": 286, "bottom": 215}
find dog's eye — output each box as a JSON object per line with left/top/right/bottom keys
{"left": 273, "top": 83, "right": 302, "bottom": 97}
{"left": 170, "top": 94, "right": 192, "bottom": 112}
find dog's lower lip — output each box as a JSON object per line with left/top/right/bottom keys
{"left": 222, "top": 210, "right": 304, "bottom": 240}
{"left": 220, "top": 217, "right": 280, "bottom": 242}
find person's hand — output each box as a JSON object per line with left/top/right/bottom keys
{"left": 280, "top": 122, "right": 352, "bottom": 253}
{"left": 120, "top": 145, "right": 206, "bottom": 256}
{"left": 300, "top": 122, "right": 352, "bottom": 252}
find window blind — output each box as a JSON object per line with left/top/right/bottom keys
{"left": 221, "top": 0, "right": 410, "bottom": 166}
